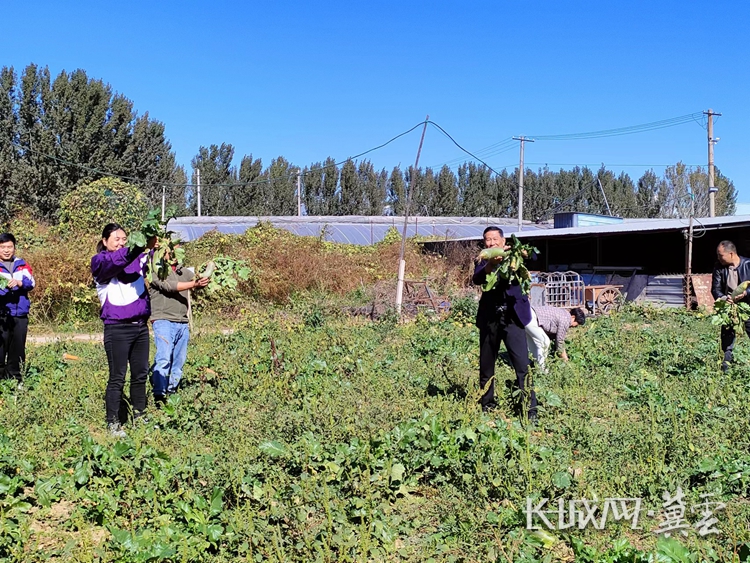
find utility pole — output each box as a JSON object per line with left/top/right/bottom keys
{"left": 196, "top": 168, "right": 202, "bottom": 217}
{"left": 597, "top": 177, "right": 613, "bottom": 216}
{"left": 297, "top": 169, "right": 302, "bottom": 217}
{"left": 685, "top": 190, "right": 695, "bottom": 309}
{"left": 161, "top": 185, "right": 166, "bottom": 222}
{"left": 396, "top": 115, "right": 429, "bottom": 316}
{"left": 705, "top": 109, "right": 721, "bottom": 217}
{"left": 512, "top": 136, "right": 534, "bottom": 231}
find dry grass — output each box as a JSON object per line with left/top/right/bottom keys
{"left": 8, "top": 220, "right": 476, "bottom": 323}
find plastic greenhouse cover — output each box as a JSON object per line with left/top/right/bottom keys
{"left": 168, "top": 217, "right": 543, "bottom": 246}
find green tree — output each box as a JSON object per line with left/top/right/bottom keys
{"left": 636, "top": 169, "right": 664, "bottom": 218}
{"left": 190, "top": 143, "right": 237, "bottom": 215}
{"left": 462, "top": 163, "right": 496, "bottom": 216}
{"left": 58, "top": 177, "right": 148, "bottom": 235}
{"left": 387, "top": 166, "right": 406, "bottom": 215}
{"left": 238, "top": 154, "right": 267, "bottom": 215}
{"left": 0, "top": 67, "right": 18, "bottom": 223}
{"left": 1, "top": 64, "right": 181, "bottom": 222}
{"left": 339, "top": 159, "right": 360, "bottom": 215}
{"left": 358, "top": 160, "right": 385, "bottom": 215}
{"left": 265, "top": 156, "right": 297, "bottom": 215}
{"left": 125, "top": 114, "right": 181, "bottom": 207}
{"left": 434, "top": 166, "right": 459, "bottom": 216}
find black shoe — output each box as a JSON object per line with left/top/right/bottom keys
{"left": 154, "top": 395, "right": 167, "bottom": 409}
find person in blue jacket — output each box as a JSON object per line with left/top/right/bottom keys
{"left": 473, "top": 226, "right": 537, "bottom": 422}
{"left": 0, "top": 233, "right": 35, "bottom": 385}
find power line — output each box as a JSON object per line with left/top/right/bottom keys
{"left": 10, "top": 120, "right": 428, "bottom": 189}
{"left": 530, "top": 112, "right": 703, "bottom": 141}
{"left": 9, "top": 112, "right": 709, "bottom": 192}
{"left": 513, "top": 162, "right": 704, "bottom": 168}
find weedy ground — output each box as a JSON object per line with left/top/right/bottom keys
{"left": 0, "top": 305, "right": 748, "bottom": 562}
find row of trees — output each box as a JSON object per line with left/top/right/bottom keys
{"left": 0, "top": 64, "right": 737, "bottom": 223}
{"left": 0, "top": 64, "right": 184, "bottom": 222}
{"left": 188, "top": 141, "right": 736, "bottom": 219}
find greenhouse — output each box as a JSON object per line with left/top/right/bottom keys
{"left": 167, "top": 216, "right": 547, "bottom": 245}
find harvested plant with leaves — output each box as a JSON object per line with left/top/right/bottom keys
{"left": 197, "top": 256, "right": 251, "bottom": 293}
{"left": 478, "top": 234, "right": 539, "bottom": 295}
{"left": 127, "top": 208, "right": 185, "bottom": 282}
{"left": 710, "top": 297, "right": 750, "bottom": 331}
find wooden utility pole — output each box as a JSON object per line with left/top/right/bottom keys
{"left": 513, "top": 136, "right": 534, "bottom": 231}
{"left": 196, "top": 168, "right": 202, "bottom": 217}
{"left": 705, "top": 109, "right": 721, "bottom": 217}
{"left": 396, "top": 115, "right": 429, "bottom": 316}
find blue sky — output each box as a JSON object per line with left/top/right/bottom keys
{"left": 5, "top": 1, "right": 749, "bottom": 207}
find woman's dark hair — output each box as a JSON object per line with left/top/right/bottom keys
{"left": 571, "top": 307, "right": 586, "bottom": 326}
{"left": 0, "top": 233, "right": 17, "bottom": 246}
{"left": 97, "top": 223, "right": 126, "bottom": 253}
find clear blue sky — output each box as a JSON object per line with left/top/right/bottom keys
{"left": 5, "top": 0, "right": 750, "bottom": 205}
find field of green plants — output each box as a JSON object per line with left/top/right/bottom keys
{"left": 1, "top": 302, "right": 749, "bottom": 562}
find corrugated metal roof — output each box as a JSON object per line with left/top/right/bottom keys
{"left": 436, "top": 215, "right": 750, "bottom": 241}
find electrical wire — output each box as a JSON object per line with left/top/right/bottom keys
{"left": 9, "top": 113, "right": 711, "bottom": 193}
{"left": 11, "top": 120, "right": 429, "bottom": 189}
{"left": 530, "top": 112, "right": 703, "bottom": 141}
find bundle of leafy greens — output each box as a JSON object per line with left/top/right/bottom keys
{"left": 197, "top": 256, "right": 251, "bottom": 293}
{"left": 478, "top": 235, "right": 539, "bottom": 295}
{"left": 127, "top": 209, "right": 252, "bottom": 291}
{"left": 711, "top": 282, "right": 750, "bottom": 331}
{"left": 127, "top": 208, "right": 184, "bottom": 282}
{"left": 0, "top": 277, "right": 7, "bottom": 290}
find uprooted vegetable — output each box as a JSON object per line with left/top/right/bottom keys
{"left": 0, "top": 277, "right": 7, "bottom": 290}
{"left": 711, "top": 298, "right": 750, "bottom": 332}
{"left": 731, "top": 280, "right": 750, "bottom": 300}
{"left": 478, "top": 235, "right": 539, "bottom": 295}
{"left": 197, "top": 256, "right": 251, "bottom": 293}
{"left": 127, "top": 208, "right": 185, "bottom": 282}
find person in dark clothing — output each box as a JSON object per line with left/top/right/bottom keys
{"left": 0, "top": 233, "right": 35, "bottom": 386}
{"left": 711, "top": 240, "right": 750, "bottom": 372}
{"left": 473, "top": 226, "right": 537, "bottom": 421}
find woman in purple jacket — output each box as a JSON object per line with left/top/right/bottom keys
{"left": 90, "top": 223, "right": 154, "bottom": 438}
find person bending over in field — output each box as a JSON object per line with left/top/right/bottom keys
{"left": 711, "top": 240, "right": 750, "bottom": 372}
{"left": 148, "top": 244, "right": 209, "bottom": 407}
{"left": 473, "top": 226, "right": 537, "bottom": 422}
{"left": 91, "top": 223, "right": 155, "bottom": 438}
{"left": 524, "top": 306, "right": 585, "bottom": 372}
{"left": 0, "top": 233, "right": 35, "bottom": 387}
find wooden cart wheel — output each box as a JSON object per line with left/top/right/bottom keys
{"left": 596, "top": 287, "right": 623, "bottom": 314}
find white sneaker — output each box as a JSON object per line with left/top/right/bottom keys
{"left": 108, "top": 423, "right": 127, "bottom": 439}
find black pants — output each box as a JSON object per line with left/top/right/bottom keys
{"left": 720, "top": 318, "right": 750, "bottom": 369}
{"left": 479, "top": 316, "right": 537, "bottom": 417}
{"left": 0, "top": 315, "right": 28, "bottom": 382}
{"left": 103, "top": 323, "right": 150, "bottom": 424}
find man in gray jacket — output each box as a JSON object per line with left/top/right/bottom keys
{"left": 149, "top": 256, "right": 209, "bottom": 404}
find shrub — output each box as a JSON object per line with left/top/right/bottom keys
{"left": 58, "top": 177, "right": 148, "bottom": 235}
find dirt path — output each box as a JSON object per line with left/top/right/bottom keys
{"left": 28, "top": 328, "right": 236, "bottom": 345}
